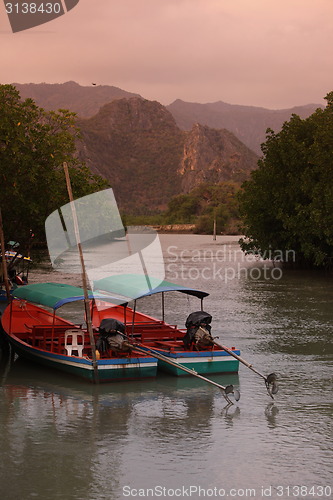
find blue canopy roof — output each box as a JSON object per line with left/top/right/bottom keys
{"left": 93, "top": 274, "right": 209, "bottom": 301}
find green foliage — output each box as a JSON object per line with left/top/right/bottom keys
{"left": 0, "top": 85, "right": 109, "bottom": 246}
{"left": 239, "top": 92, "right": 333, "bottom": 267}
{"left": 164, "top": 194, "right": 199, "bottom": 224}
{"left": 164, "top": 182, "right": 241, "bottom": 233}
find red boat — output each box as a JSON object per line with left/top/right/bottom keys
{"left": 0, "top": 283, "right": 158, "bottom": 382}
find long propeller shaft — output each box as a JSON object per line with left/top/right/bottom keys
{"left": 131, "top": 342, "right": 240, "bottom": 405}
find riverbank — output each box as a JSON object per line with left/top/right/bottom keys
{"left": 149, "top": 224, "right": 240, "bottom": 235}
{"left": 149, "top": 224, "right": 196, "bottom": 233}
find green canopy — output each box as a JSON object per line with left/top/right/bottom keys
{"left": 93, "top": 274, "right": 209, "bottom": 301}
{"left": 12, "top": 282, "right": 124, "bottom": 310}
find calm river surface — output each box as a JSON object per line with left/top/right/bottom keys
{"left": 0, "top": 235, "right": 332, "bottom": 500}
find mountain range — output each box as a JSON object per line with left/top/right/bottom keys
{"left": 12, "top": 82, "right": 322, "bottom": 213}
{"left": 13, "top": 81, "right": 140, "bottom": 117}
{"left": 14, "top": 81, "right": 322, "bottom": 154}
{"left": 167, "top": 99, "right": 322, "bottom": 154}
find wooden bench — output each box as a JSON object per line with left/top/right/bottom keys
{"left": 140, "top": 329, "right": 184, "bottom": 343}
{"left": 150, "top": 340, "right": 184, "bottom": 352}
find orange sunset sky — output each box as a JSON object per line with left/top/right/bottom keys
{"left": 1, "top": 0, "right": 332, "bottom": 108}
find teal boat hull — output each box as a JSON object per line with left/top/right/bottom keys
{"left": 142, "top": 348, "right": 240, "bottom": 376}
{"left": 4, "top": 335, "right": 158, "bottom": 382}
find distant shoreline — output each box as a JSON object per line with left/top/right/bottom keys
{"left": 148, "top": 224, "right": 240, "bottom": 236}
{"left": 148, "top": 224, "right": 195, "bottom": 234}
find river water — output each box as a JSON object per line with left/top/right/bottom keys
{"left": 0, "top": 235, "right": 332, "bottom": 500}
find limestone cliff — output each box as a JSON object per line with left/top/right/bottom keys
{"left": 179, "top": 123, "right": 258, "bottom": 193}
{"left": 77, "top": 98, "right": 258, "bottom": 213}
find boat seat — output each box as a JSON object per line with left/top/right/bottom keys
{"left": 64, "top": 329, "right": 85, "bottom": 357}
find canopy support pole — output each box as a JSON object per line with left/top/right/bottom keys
{"left": 123, "top": 304, "right": 127, "bottom": 328}
{"left": 131, "top": 300, "right": 137, "bottom": 339}
{"left": 51, "top": 310, "right": 56, "bottom": 352}
{"left": 161, "top": 292, "right": 165, "bottom": 322}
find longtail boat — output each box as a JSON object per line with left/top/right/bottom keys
{"left": 92, "top": 274, "right": 240, "bottom": 376}
{"left": 0, "top": 283, "right": 158, "bottom": 382}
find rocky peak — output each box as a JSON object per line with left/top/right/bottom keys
{"left": 78, "top": 97, "right": 185, "bottom": 213}
{"left": 179, "top": 123, "right": 258, "bottom": 193}
{"left": 92, "top": 97, "right": 179, "bottom": 132}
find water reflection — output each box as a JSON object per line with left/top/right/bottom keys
{"left": 0, "top": 356, "right": 242, "bottom": 499}
{"left": 220, "top": 404, "right": 241, "bottom": 426}
{"left": 264, "top": 403, "right": 279, "bottom": 429}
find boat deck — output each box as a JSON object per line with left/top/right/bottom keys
{"left": 3, "top": 299, "right": 234, "bottom": 361}
{"left": 12, "top": 326, "right": 143, "bottom": 359}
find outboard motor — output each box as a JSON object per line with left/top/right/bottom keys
{"left": 8, "top": 268, "right": 16, "bottom": 285}
{"left": 96, "top": 318, "right": 131, "bottom": 354}
{"left": 183, "top": 311, "right": 214, "bottom": 350}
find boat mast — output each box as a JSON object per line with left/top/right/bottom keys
{"left": 63, "top": 162, "right": 99, "bottom": 383}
